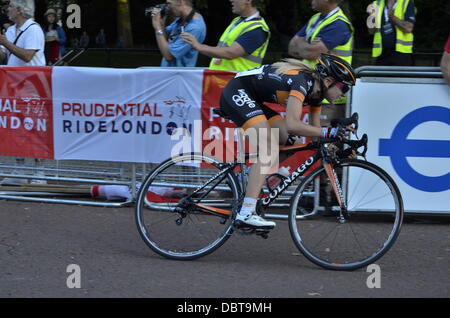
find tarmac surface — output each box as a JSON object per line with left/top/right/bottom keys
{"left": 1, "top": 199, "right": 449, "bottom": 299}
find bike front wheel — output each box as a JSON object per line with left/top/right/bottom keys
{"left": 289, "top": 159, "right": 404, "bottom": 271}
{"left": 135, "top": 153, "right": 240, "bottom": 260}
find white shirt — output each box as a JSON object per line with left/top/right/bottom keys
{"left": 1, "top": 18, "right": 46, "bottom": 66}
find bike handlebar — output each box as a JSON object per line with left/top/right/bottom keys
{"left": 331, "top": 112, "right": 359, "bottom": 130}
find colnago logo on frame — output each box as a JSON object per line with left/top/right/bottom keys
{"left": 262, "top": 156, "right": 315, "bottom": 205}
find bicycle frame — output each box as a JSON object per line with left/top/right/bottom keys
{"left": 187, "top": 142, "right": 328, "bottom": 218}
{"left": 259, "top": 148, "right": 320, "bottom": 207}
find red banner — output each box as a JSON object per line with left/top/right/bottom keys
{"left": 0, "top": 67, "right": 54, "bottom": 159}
{"left": 200, "top": 70, "right": 318, "bottom": 174}
{"left": 201, "top": 69, "right": 237, "bottom": 163}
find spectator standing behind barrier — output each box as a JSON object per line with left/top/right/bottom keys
{"left": 151, "top": 0, "right": 206, "bottom": 67}
{"left": 441, "top": 36, "right": 450, "bottom": 88}
{"left": 96, "top": 28, "right": 106, "bottom": 48}
{"left": 287, "top": 0, "right": 353, "bottom": 126}
{"left": 43, "top": 8, "right": 67, "bottom": 65}
{"left": 0, "top": 0, "right": 46, "bottom": 185}
{"left": 0, "top": 0, "right": 45, "bottom": 66}
{"left": 181, "top": 0, "right": 270, "bottom": 71}
{"left": 368, "top": 0, "right": 416, "bottom": 66}
{"left": 79, "top": 31, "right": 90, "bottom": 48}
{"left": 71, "top": 36, "right": 79, "bottom": 49}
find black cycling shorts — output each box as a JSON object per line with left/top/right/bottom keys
{"left": 219, "top": 76, "right": 283, "bottom": 131}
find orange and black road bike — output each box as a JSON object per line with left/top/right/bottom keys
{"left": 135, "top": 111, "right": 404, "bottom": 271}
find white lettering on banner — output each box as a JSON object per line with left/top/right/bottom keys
{"left": 0, "top": 99, "right": 20, "bottom": 113}
{"left": 0, "top": 116, "right": 47, "bottom": 131}
{"left": 10, "top": 117, "right": 20, "bottom": 129}
{"left": 0, "top": 96, "right": 48, "bottom": 132}
{"left": 209, "top": 107, "right": 234, "bottom": 124}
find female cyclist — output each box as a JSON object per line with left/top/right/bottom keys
{"left": 219, "top": 53, "right": 357, "bottom": 229}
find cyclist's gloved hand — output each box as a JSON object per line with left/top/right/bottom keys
{"left": 321, "top": 126, "right": 346, "bottom": 140}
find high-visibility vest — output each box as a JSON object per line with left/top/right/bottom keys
{"left": 302, "top": 8, "right": 354, "bottom": 68}
{"left": 303, "top": 8, "right": 354, "bottom": 105}
{"left": 209, "top": 16, "right": 270, "bottom": 71}
{"left": 372, "top": 0, "right": 415, "bottom": 57}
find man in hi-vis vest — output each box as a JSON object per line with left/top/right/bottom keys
{"left": 287, "top": 0, "right": 354, "bottom": 126}
{"left": 181, "top": 0, "right": 270, "bottom": 71}
{"left": 368, "top": 0, "right": 416, "bottom": 66}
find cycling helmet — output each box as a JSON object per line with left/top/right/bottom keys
{"left": 315, "top": 53, "right": 356, "bottom": 86}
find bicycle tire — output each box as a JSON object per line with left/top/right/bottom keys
{"left": 289, "top": 159, "right": 404, "bottom": 271}
{"left": 135, "top": 153, "right": 240, "bottom": 260}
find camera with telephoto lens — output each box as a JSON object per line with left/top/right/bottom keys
{"left": 145, "top": 3, "right": 170, "bottom": 18}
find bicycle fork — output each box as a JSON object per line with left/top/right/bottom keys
{"left": 323, "top": 163, "right": 348, "bottom": 223}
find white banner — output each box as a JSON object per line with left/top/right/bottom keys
{"left": 52, "top": 67, "right": 203, "bottom": 163}
{"left": 351, "top": 79, "right": 450, "bottom": 213}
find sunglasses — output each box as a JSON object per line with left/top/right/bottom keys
{"left": 330, "top": 81, "right": 350, "bottom": 94}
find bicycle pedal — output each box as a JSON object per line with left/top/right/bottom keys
{"left": 255, "top": 229, "right": 271, "bottom": 239}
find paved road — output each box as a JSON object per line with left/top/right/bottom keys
{"left": 0, "top": 200, "right": 449, "bottom": 298}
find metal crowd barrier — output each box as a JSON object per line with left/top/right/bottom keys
{"left": 346, "top": 66, "right": 443, "bottom": 117}
{"left": 0, "top": 156, "right": 155, "bottom": 207}
{"left": 3, "top": 66, "right": 442, "bottom": 214}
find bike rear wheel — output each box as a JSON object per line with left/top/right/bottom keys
{"left": 289, "top": 159, "right": 403, "bottom": 270}
{"left": 135, "top": 153, "right": 240, "bottom": 260}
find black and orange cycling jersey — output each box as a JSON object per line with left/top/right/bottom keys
{"left": 219, "top": 65, "right": 322, "bottom": 131}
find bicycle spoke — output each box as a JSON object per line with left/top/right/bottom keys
{"left": 135, "top": 154, "right": 239, "bottom": 260}
{"left": 290, "top": 159, "right": 403, "bottom": 270}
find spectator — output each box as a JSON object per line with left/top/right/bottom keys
{"left": 79, "top": 31, "right": 90, "bottom": 48}
{"left": 288, "top": 0, "right": 353, "bottom": 70}
{"left": 43, "top": 8, "right": 67, "bottom": 65}
{"left": 95, "top": 28, "right": 106, "bottom": 48}
{"left": 182, "top": 0, "right": 270, "bottom": 71}
{"left": 368, "top": 0, "right": 416, "bottom": 66}
{"left": 0, "top": 0, "right": 45, "bottom": 66}
{"left": 151, "top": 0, "right": 206, "bottom": 67}
{"left": 441, "top": 36, "right": 450, "bottom": 87}
{"left": 0, "top": 0, "right": 46, "bottom": 185}
{"left": 0, "top": 0, "right": 12, "bottom": 34}
{"left": 287, "top": 0, "right": 354, "bottom": 126}
{"left": 71, "top": 36, "right": 79, "bottom": 49}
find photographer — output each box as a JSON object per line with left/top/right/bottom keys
{"left": 151, "top": 0, "right": 206, "bottom": 67}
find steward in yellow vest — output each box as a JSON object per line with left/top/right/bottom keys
{"left": 301, "top": 8, "right": 353, "bottom": 68}
{"left": 209, "top": 15, "right": 270, "bottom": 71}
{"left": 181, "top": 0, "right": 270, "bottom": 71}
{"left": 369, "top": 0, "right": 416, "bottom": 66}
{"left": 288, "top": 1, "right": 354, "bottom": 106}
